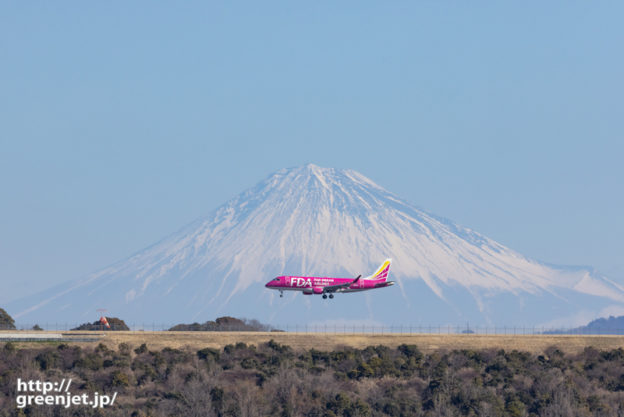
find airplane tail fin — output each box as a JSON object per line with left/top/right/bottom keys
{"left": 365, "top": 258, "right": 391, "bottom": 281}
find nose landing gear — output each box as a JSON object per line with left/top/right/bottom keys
{"left": 279, "top": 290, "right": 283, "bottom": 298}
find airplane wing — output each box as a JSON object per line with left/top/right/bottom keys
{"left": 323, "top": 275, "right": 361, "bottom": 293}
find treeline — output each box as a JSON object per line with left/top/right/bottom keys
{"left": 546, "top": 315, "right": 624, "bottom": 335}
{"left": 0, "top": 341, "right": 623, "bottom": 416}
{"left": 169, "top": 316, "right": 279, "bottom": 332}
{"left": 0, "top": 308, "right": 276, "bottom": 332}
{"left": 72, "top": 317, "right": 130, "bottom": 331}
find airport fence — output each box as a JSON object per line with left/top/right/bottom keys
{"left": 3, "top": 323, "right": 624, "bottom": 335}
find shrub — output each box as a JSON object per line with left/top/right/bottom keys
{"left": 267, "top": 339, "right": 291, "bottom": 354}
{"left": 35, "top": 350, "right": 60, "bottom": 370}
{"left": 197, "top": 347, "right": 220, "bottom": 361}
{"left": 76, "top": 352, "right": 104, "bottom": 371}
{"left": 241, "top": 358, "right": 258, "bottom": 369}
{"left": 111, "top": 370, "right": 131, "bottom": 387}
{"left": 398, "top": 344, "right": 423, "bottom": 362}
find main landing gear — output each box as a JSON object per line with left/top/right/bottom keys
{"left": 322, "top": 294, "right": 334, "bottom": 299}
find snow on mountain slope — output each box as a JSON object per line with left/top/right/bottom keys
{"left": 9, "top": 164, "right": 624, "bottom": 326}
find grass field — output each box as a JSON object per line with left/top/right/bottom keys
{"left": 0, "top": 331, "right": 624, "bottom": 353}
{"left": 6, "top": 331, "right": 621, "bottom": 354}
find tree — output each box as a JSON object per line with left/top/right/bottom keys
{"left": 0, "top": 308, "right": 16, "bottom": 330}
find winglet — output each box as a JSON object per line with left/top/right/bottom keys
{"left": 349, "top": 275, "right": 361, "bottom": 288}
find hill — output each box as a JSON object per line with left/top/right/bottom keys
{"left": 548, "top": 315, "right": 624, "bottom": 335}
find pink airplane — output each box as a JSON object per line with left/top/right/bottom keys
{"left": 265, "top": 259, "right": 394, "bottom": 299}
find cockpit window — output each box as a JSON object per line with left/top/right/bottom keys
{"left": 272, "top": 278, "right": 280, "bottom": 281}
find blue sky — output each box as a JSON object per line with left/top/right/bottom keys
{"left": 1, "top": 2, "right": 623, "bottom": 302}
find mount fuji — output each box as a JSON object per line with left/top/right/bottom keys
{"left": 9, "top": 164, "right": 624, "bottom": 328}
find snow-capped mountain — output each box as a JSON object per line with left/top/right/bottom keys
{"left": 9, "top": 164, "right": 624, "bottom": 327}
